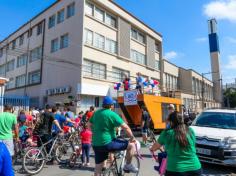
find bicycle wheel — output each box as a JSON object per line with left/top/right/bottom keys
{"left": 55, "top": 143, "right": 72, "bottom": 164}
{"left": 121, "top": 156, "right": 140, "bottom": 176}
{"left": 23, "top": 148, "right": 45, "bottom": 175}
{"left": 68, "top": 152, "right": 77, "bottom": 168}
{"left": 102, "top": 167, "right": 118, "bottom": 176}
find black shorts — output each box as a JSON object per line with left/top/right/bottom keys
{"left": 93, "top": 138, "right": 129, "bottom": 164}
{"left": 165, "top": 168, "right": 202, "bottom": 176}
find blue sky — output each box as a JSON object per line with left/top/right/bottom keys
{"left": 0, "top": 0, "right": 236, "bottom": 83}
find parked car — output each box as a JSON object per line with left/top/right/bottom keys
{"left": 191, "top": 109, "right": 236, "bottom": 166}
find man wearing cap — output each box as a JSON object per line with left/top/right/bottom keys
{"left": 89, "top": 96, "right": 138, "bottom": 176}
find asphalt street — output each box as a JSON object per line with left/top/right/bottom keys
{"left": 15, "top": 146, "right": 236, "bottom": 176}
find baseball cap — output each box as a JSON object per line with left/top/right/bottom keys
{"left": 18, "top": 114, "right": 27, "bottom": 123}
{"left": 168, "top": 104, "right": 175, "bottom": 110}
{"left": 103, "top": 96, "right": 115, "bottom": 105}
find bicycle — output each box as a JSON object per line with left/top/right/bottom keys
{"left": 22, "top": 134, "right": 65, "bottom": 175}
{"left": 101, "top": 140, "right": 141, "bottom": 176}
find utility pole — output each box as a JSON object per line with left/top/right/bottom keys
{"left": 201, "top": 73, "right": 205, "bottom": 110}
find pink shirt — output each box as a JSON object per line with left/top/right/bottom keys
{"left": 80, "top": 129, "right": 92, "bottom": 144}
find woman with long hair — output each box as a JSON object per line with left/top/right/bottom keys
{"left": 150, "top": 111, "right": 201, "bottom": 176}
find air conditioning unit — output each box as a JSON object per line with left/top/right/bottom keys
{"left": 59, "top": 88, "right": 63, "bottom": 93}
{"left": 55, "top": 88, "right": 60, "bottom": 94}
{"left": 65, "top": 86, "right": 71, "bottom": 93}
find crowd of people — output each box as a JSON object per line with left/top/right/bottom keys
{"left": 0, "top": 95, "right": 202, "bottom": 176}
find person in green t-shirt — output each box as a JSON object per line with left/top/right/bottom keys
{"left": 0, "top": 105, "right": 19, "bottom": 156}
{"left": 89, "top": 96, "right": 138, "bottom": 176}
{"left": 150, "top": 111, "right": 202, "bottom": 176}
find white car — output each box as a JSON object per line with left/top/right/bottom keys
{"left": 191, "top": 109, "right": 236, "bottom": 166}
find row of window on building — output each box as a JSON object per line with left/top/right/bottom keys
{"left": 163, "top": 73, "right": 178, "bottom": 91}
{"left": 83, "top": 58, "right": 131, "bottom": 82}
{"left": 6, "top": 70, "right": 41, "bottom": 90}
{"left": 192, "top": 77, "right": 213, "bottom": 100}
{"left": 85, "top": 1, "right": 117, "bottom": 28}
{"left": 0, "top": 22, "right": 43, "bottom": 58}
{"left": 0, "top": 46, "right": 42, "bottom": 75}
{"left": 48, "top": 2, "right": 75, "bottom": 29}
{"left": 84, "top": 29, "right": 117, "bottom": 54}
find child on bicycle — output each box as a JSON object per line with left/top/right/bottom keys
{"left": 80, "top": 123, "right": 92, "bottom": 166}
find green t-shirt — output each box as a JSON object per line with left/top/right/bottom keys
{"left": 158, "top": 127, "right": 201, "bottom": 172}
{"left": 0, "top": 112, "right": 17, "bottom": 140}
{"left": 89, "top": 109, "right": 124, "bottom": 146}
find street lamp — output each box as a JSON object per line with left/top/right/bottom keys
{"left": 201, "top": 71, "right": 219, "bottom": 110}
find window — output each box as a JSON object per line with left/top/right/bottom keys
{"left": 106, "top": 13, "right": 116, "bottom": 28}
{"left": 12, "top": 40, "right": 16, "bottom": 50}
{"left": 67, "top": 2, "right": 75, "bottom": 18}
{"left": 0, "top": 65, "right": 5, "bottom": 75}
{"left": 131, "top": 50, "right": 146, "bottom": 65}
{"left": 84, "top": 29, "right": 93, "bottom": 45}
{"left": 37, "top": 23, "right": 43, "bottom": 35}
{"left": 112, "top": 67, "right": 129, "bottom": 82}
{"left": 19, "top": 35, "right": 24, "bottom": 45}
{"left": 17, "top": 54, "right": 27, "bottom": 67}
{"left": 28, "top": 70, "right": 41, "bottom": 84}
{"left": 155, "top": 43, "right": 159, "bottom": 52}
{"left": 57, "top": 9, "right": 65, "bottom": 24}
{"left": 83, "top": 59, "right": 106, "bottom": 79}
{"left": 155, "top": 60, "right": 160, "bottom": 70}
{"left": 6, "top": 78, "right": 14, "bottom": 89}
{"left": 105, "top": 38, "right": 117, "bottom": 54}
{"left": 28, "top": 29, "right": 32, "bottom": 38}
{"left": 0, "top": 48, "right": 3, "bottom": 57}
{"left": 16, "top": 74, "right": 26, "bottom": 87}
{"left": 94, "top": 33, "right": 105, "bottom": 49}
{"left": 48, "top": 15, "right": 56, "bottom": 29}
{"left": 131, "top": 29, "right": 138, "bottom": 39}
{"left": 6, "top": 60, "right": 15, "bottom": 72}
{"left": 51, "top": 38, "right": 59, "bottom": 53}
{"left": 85, "top": 1, "right": 93, "bottom": 16}
{"left": 131, "top": 28, "right": 145, "bottom": 44}
{"left": 138, "top": 33, "right": 145, "bottom": 43}
{"left": 94, "top": 7, "right": 104, "bottom": 21}
{"left": 30, "top": 46, "right": 42, "bottom": 62}
{"left": 60, "top": 34, "right": 69, "bottom": 49}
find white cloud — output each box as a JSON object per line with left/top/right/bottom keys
{"left": 225, "top": 37, "right": 236, "bottom": 44}
{"left": 225, "top": 55, "right": 236, "bottom": 69}
{"left": 203, "top": 0, "right": 236, "bottom": 22}
{"left": 195, "top": 37, "right": 208, "bottom": 42}
{"left": 164, "top": 51, "right": 178, "bottom": 60}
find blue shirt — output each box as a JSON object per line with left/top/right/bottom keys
{"left": 52, "top": 114, "right": 66, "bottom": 133}
{"left": 0, "top": 142, "right": 14, "bottom": 176}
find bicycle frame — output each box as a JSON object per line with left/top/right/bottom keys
{"left": 37, "top": 135, "right": 59, "bottom": 160}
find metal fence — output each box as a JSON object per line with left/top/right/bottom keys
{"left": 0, "top": 96, "right": 30, "bottom": 113}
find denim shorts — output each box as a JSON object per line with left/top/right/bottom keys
{"left": 93, "top": 138, "right": 129, "bottom": 164}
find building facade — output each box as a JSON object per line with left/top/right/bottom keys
{"left": 0, "top": 0, "right": 162, "bottom": 110}
{"left": 163, "top": 60, "right": 220, "bottom": 113}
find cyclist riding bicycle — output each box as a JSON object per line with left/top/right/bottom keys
{"left": 88, "top": 96, "right": 138, "bottom": 176}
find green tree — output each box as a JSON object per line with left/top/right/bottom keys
{"left": 224, "top": 88, "right": 236, "bottom": 108}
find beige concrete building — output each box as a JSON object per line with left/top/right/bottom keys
{"left": 0, "top": 0, "right": 162, "bottom": 110}
{"left": 162, "top": 59, "right": 220, "bottom": 113}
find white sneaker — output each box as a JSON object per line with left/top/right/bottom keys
{"left": 123, "top": 164, "right": 139, "bottom": 173}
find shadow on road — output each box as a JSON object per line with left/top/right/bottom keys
{"left": 202, "top": 163, "right": 236, "bottom": 176}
